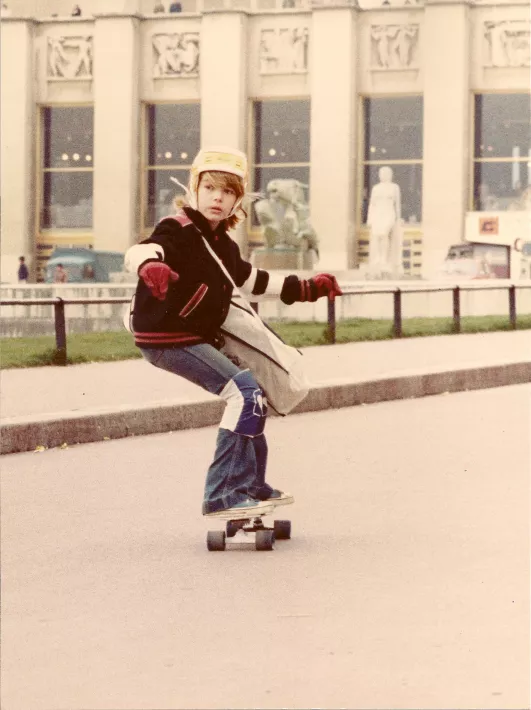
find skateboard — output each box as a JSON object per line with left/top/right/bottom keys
{"left": 206, "top": 505, "right": 291, "bottom": 552}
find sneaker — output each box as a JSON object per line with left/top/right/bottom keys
{"left": 265, "top": 490, "right": 294, "bottom": 507}
{"left": 203, "top": 498, "right": 275, "bottom": 519}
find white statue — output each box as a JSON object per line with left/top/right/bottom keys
{"left": 254, "top": 178, "right": 319, "bottom": 258}
{"left": 367, "top": 166, "right": 403, "bottom": 278}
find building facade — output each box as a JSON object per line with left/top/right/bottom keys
{"left": 1, "top": 0, "right": 530, "bottom": 282}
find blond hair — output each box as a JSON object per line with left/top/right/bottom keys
{"left": 173, "top": 170, "right": 247, "bottom": 230}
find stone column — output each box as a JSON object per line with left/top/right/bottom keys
{"left": 422, "top": 0, "right": 471, "bottom": 278}
{"left": 199, "top": 11, "right": 247, "bottom": 150}
{"left": 200, "top": 10, "right": 248, "bottom": 245}
{"left": 92, "top": 13, "right": 141, "bottom": 252}
{"left": 309, "top": 6, "right": 358, "bottom": 271}
{"left": 0, "top": 19, "right": 36, "bottom": 282}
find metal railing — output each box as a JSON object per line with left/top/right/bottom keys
{"left": 1, "top": 282, "right": 530, "bottom": 364}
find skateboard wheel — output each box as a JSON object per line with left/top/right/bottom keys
{"left": 207, "top": 530, "right": 226, "bottom": 551}
{"left": 255, "top": 529, "right": 275, "bottom": 551}
{"left": 226, "top": 521, "right": 239, "bottom": 538}
{"left": 273, "top": 520, "right": 291, "bottom": 540}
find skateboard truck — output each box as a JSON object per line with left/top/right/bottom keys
{"left": 206, "top": 515, "right": 292, "bottom": 552}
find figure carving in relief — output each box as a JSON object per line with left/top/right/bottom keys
{"left": 484, "top": 20, "right": 530, "bottom": 67}
{"left": 153, "top": 33, "right": 199, "bottom": 77}
{"left": 66, "top": 36, "right": 92, "bottom": 76}
{"left": 394, "top": 25, "right": 417, "bottom": 67}
{"left": 48, "top": 37, "right": 69, "bottom": 77}
{"left": 259, "top": 27, "right": 309, "bottom": 74}
{"left": 47, "top": 36, "right": 92, "bottom": 78}
{"left": 371, "top": 24, "right": 418, "bottom": 69}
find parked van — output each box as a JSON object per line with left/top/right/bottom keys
{"left": 45, "top": 247, "right": 125, "bottom": 283}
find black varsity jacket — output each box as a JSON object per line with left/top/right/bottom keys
{"left": 125, "top": 207, "right": 303, "bottom": 349}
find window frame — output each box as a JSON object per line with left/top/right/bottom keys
{"left": 35, "top": 103, "right": 95, "bottom": 282}
{"left": 248, "top": 96, "right": 311, "bottom": 237}
{"left": 470, "top": 90, "right": 531, "bottom": 212}
{"left": 36, "top": 102, "right": 95, "bottom": 237}
{"left": 358, "top": 93, "right": 424, "bottom": 227}
{"left": 140, "top": 99, "right": 201, "bottom": 235}
{"left": 357, "top": 94, "right": 424, "bottom": 277}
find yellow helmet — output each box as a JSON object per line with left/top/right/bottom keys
{"left": 188, "top": 146, "right": 248, "bottom": 214}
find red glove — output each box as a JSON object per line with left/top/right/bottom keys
{"left": 138, "top": 261, "right": 179, "bottom": 300}
{"left": 306, "top": 273, "right": 343, "bottom": 302}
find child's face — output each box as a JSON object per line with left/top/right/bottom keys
{"left": 197, "top": 174, "right": 237, "bottom": 228}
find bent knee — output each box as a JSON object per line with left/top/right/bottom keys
{"left": 218, "top": 369, "right": 267, "bottom": 437}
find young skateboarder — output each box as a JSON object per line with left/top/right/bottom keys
{"left": 125, "top": 147, "right": 341, "bottom": 518}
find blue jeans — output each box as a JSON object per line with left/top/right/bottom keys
{"left": 141, "top": 344, "right": 274, "bottom": 513}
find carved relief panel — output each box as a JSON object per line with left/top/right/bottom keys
{"left": 484, "top": 20, "right": 530, "bottom": 68}
{"left": 259, "top": 27, "right": 309, "bottom": 75}
{"left": 152, "top": 33, "right": 200, "bottom": 78}
{"left": 47, "top": 36, "right": 93, "bottom": 80}
{"left": 370, "top": 24, "right": 419, "bottom": 70}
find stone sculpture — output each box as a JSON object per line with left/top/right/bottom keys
{"left": 253, "top": 178, "right": 318, "bottom": 267}
{"left": 367, "top": 166, "right": 403, "bottom": 278}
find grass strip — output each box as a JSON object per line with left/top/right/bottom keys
{"left": 1, "top": 315, "right": 530, "bottom": 369}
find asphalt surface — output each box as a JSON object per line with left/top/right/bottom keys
{"left": 1, "top": 330, "right": 530, "bottom": 454}
{"left": 1, "top": 385, "right": 529, "bottom": 710}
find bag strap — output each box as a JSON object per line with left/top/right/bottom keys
{"left": 200, "top": 236, "right": 259, "bottom": 320}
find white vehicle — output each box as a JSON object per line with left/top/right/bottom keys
{"left": 438, "top": 211, "right": 531, "bottom": 280}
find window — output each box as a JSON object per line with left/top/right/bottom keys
{"left": 473, "top": 93, "right": 531, "bottom": 211}
{"left": 361, "top": 96, "right": 423, "bottom": 225}
{"left": 143, "top": 103, "right": 201, "bottom": 228}
{"left": 251, "top": 99, "right": 311, "bottom": 225}
{"left": 40, "top": 106, "right": 94, "bottom": 230}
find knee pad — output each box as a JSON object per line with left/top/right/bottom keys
{"left": 218, "top": 369, "right": 267, "bottom": 437}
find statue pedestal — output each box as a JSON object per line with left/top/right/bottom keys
{"left": 251, "top": 246, "right": 315, "bottom": 270}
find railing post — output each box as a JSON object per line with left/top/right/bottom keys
{"left": 54, "top": 298, "right": 67, "bottom": 366}
{"left": 452, "top": 286, "right": 461, "bottom": 333}
{"left": 326, "top": 296, "right": 336, "bottom": 344}
{"left": 509, "top": 285, "right": 517, "bottom": 329}
{"left": 393, "top": 288, "right": 402, "bottom": 338}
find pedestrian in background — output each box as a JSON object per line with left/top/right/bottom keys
{"left": 54, "top": 263, "right": 68, "bottom": 283}
{"left": 18, "top": 256, "right": 29, "bottom": 283}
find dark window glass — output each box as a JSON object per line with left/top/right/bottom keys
{"left": 473, "top": 161, "right": 530, "bottom": 211}
{"left": 43, "top": 106, "right": 94, "bottom": 168}
{"left": 146, "top": 168, "right": 188, "bottom": 226}
{"left": 41, "top": 172, "right": 93, "bottom": 229}
{"left": 253, "top": 165, "right": 310, "bottom": 193}
{"left": 147, "top": 104, "right": 201, "bottom": 166}
{"left": 474, "top": 94, "right": 531, "bottom": 159}
{"left": 363, "top": 96, "right": 423, "bottom": 161}
{"left": 362, "top": 164, "right": 422, "bottom": 224}
{"left": 254, "top": 100, "right": 311, "bottom": 164}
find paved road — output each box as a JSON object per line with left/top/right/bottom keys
{"left": 1, "top": 386, "right": 529, "bottom": 710}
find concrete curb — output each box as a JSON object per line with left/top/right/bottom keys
{"left": 2, "top": 361, "right": 529, "bottom": 455}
